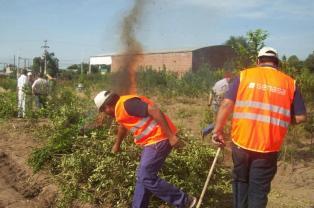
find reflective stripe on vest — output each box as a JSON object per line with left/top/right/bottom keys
{"left": 134, "top": 120, "right": 158, "bottom": 141}
{"left": 129, "top": 117, "right": 150, "bottom": 133}
{"left": 235, "top": 100, "right": 290, "bottom": 117}
{"left": 115, "top": 95, "right": 177, "bottom": 146}
{"left": 233, "top": 112, "right": 289, "bottom": 128}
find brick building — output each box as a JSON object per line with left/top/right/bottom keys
{"left": 90, "top": 45, "right": 236, "bottom": 74}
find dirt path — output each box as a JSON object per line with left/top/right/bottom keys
{"left": 0, "top": 119, "right": 57, "bottom": 208}
{"left": 268, "top": 160, "right": 314, "bottom": 207}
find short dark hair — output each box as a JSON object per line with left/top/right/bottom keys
{"left": 21, "top": 69, "right": 27, "bottom": 75}
{"left": 258, "top": 56, "right": 279, "bottom": 66}
{"left": 104, "top": 92, "right": 120, "bottom": 107}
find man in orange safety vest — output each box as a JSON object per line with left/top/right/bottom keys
{"left": 212, "top": 47, "right": 307, "bottom": 208}
{"left": 93, "top": 92, "right": 197, "bottom": 208}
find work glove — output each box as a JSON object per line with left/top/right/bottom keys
{"left": 212, "top": 132, "right": 225, "bottom": 148}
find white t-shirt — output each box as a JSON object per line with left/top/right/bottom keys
{"left": 211, "top": 78, "right": 230, "bottom": 107}
{"left": 17, "top": 74, "right": 28, "bottom": 91}
{"left": 32, "top": 78, "right": 48, "bottom": 95}
{"left": 212, "top": 78, "right": 229, "bottom": 96}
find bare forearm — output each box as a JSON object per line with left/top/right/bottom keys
{"left": 148, "top": 105, "right": 174, "bottom": 138}
{"left": 115, "top": 124, "right": 127, "bottom": 144}
{"left": 208, "top": 92, "right": 213, "bottom": 106}
{"left": 293, "top": 114, "right": 307, "bottom": 124}
{"left": 213, "top": 99, "right": 234, "bottom": 133}
{"left": 111, "top": 124, "right": 127, "bottom": 153}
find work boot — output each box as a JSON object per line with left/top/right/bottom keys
{"left": 186, "top": 195, "right": 197, "bottom": 208}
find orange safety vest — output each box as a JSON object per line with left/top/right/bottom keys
{"left": 115, "top": 95, "right": 177, "bottom": 146}
{"left": 232, "top": 66, "right": 295, "bottom": 153}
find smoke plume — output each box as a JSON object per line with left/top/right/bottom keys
{"left": 113, "top": 0, "right": 146, "bottom": 95}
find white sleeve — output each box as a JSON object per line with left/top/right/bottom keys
{"left": 32, "top": 80, "right": 37, "bottom": 89}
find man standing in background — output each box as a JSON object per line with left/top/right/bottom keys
{"left": 17, "top": 69, "right": 28, "bottom": 118}
{"left": 32, "top": 73, "right": 48, "bottom": 109}
{"left": 27, "top": 72, "right": 34, "bottom": 85}
{"left": 201, "top": 72, "right": 232, "bottom": 139}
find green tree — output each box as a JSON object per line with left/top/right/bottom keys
{"left": 46, "top": 52, "right": 59, "bottom": 77}
{"left": 32, "top": 57, "right": 43, "bottom": 74}
{"left": 67, "top": 64, "right": 80, "bottom": 71}
{"left": 280, "top": 55, "right": 288, "bottom": 72}
{"left": 225, "top": 29, "right": 268, "bottom": 69}
{"left": 67, "top": 63, "right": 99, "bottom": 74}
{"left": 247, "top": 29, "right": 268, "bottom": 62}
{"left": 225, "top": 36, "right": 251, "bottom": 68}
{"left": 287, "top": 55, "right": 303, "bottom": 73}
{"left": 32, "top": 52, "right": 59, "bottom": 77}
{"left": 304, "top": 51, "right": 314, "bottom": 72}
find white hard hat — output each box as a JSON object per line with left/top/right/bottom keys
{"left": 94, "top": 91, "right": 112, "bottom": 110}
{"left": 258, "top": 47, "right": 278, "bottom": 58}
{"left": 27, "top": 72, "right": 32, "bottom": 76}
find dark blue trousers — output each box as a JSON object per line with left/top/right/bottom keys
{"left": 132, "top": 139, "right": 188, "bottom": 208}
{"left": 232, "top": 143, "right": 278, "bottom": 208}
{"left": 202, "top": 123, "right": 215, "bottom": 136}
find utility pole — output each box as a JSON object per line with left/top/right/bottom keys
{"left": 81, "top": 62, "right": 83, "bottom": 75}
{"left": 13, "top": 55, "right": 16, "bottom": 70}
{"left": 88, "top": 62, "right": 91, "bottom": 74}
{"left": 17, "top": 56, "right": 20, "bottom": 78}
{"left": 41, "top": 40, "right": 49, "bottom": 75}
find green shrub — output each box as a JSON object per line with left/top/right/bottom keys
{"left": 136, "top": 67, "right": 224, "bottom": 97}
{"left": 0, "top": 92, "right": 17, "bottom": 119}
{"left": 0, "top": 77, "right": 16, "bottom": 91}
{"left": 54, "top": 129, "right": 231, "bottom": 207}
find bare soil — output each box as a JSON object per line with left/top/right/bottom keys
{"left": 0, "top": 119, "right": 57, "bottom": 208}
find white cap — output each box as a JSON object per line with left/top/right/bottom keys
{"left": 94, "top": 91, "right": 112, "bottom": 110}
{"left": 27, "top": 72, "right": 32, "bottom": 76}
{"left": 258, "top": 47, "right": 278, "bottom": 58}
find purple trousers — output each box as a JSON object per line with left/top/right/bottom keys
{"left": 132, "top": 139, "right": 188, "bottom": 208}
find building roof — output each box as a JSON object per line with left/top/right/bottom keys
{"left": 91, "top": 45, "right": 232, "bottom": 58}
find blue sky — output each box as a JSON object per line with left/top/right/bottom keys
{"left": 0, "top": 0, "right": 313, "bottom": 68}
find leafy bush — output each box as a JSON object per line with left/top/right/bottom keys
{"left": 295, "top": 68, "right": 314, "bottom": 101}
{"left": 45, "top": 128, "right": 231, "bottom": 208}
{"left": 28, "top": 89, "right": 88, "bottom": 172}
{"left": 137, "top": 67, "right": 224, "bottom": 97}
{"left": 0, "top": 77, "right": 16, "bottom": 91}
{"left": 0, "top": 92, "right": 17, "bottom": 119}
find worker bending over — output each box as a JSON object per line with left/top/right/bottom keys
{"left": 93, "top": 91, "right": 197, "bottom": 208}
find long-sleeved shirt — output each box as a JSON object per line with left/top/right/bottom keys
{"left": 17, "top": 74, "right": 28, "bottom": 91}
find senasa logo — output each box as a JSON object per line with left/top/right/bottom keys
{"left": 248, "top": 82, "right": 286, "bottom": 95}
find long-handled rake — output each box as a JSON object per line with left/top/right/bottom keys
{"left": 196, "top": 147, "right": 222, "bottom": 208}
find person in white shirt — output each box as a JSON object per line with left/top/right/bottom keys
{"left": 27, "top": 72, "right": 34, "bottom": 85}
{"left": 17, "top": 69, "right": 29, "bottom": 118}
{"left": 201, "top": 72, "right": 232, "bottom": 138}
{"left": 32, "top": 73, "right": 48, "bottom": 109}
